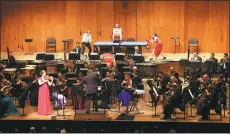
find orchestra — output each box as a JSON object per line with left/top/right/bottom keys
{"left": 0, "top": 41, "right": 229, "bottom": 122}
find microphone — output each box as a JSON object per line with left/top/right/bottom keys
{"left": 18, "top": 45, "right": 20, "bottom": 48}
{"left": 99, "top": 32, "right": 102, "bottom": 36}
{"left": 80, "top": 31, "right": 82, "bottom": 35}
{"left": 22, "top": 46, "right": 24, "bottom": 51}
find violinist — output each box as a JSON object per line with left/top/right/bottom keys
{"left": 56, "top": 73, "right": 67, "bottom": 84}
{"left": 37, "top": 70, "right": 53, "bottom": 115}
{"left": 156, "top": 71, "right": 171, "bottom": 94}
{"left": 118, "top": 73, "right": 133, "bottom": 114}
{"left": 100, "top": 71, "right": 113, "bottom": 108}
{"left": 0, "top": 73, "right": 12, "bottom": 96}
{"left": 11, "top": 75, "right": 27, "bottom": 99}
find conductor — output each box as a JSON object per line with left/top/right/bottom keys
{"left": 80, "top": 68, "right": 100, "bottom": 113}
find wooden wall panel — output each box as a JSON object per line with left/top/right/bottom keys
{"left": 0, "top": 1, "right": 229, "bottom": 53}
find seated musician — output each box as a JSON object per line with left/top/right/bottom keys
{"left": 134, "top": 46, "right": 141, "bottom": 54}
{"left": 11, "top": 76, "right": 28, "bottom": 99}
{"left": 214, "top": 74, "right": 227, "bottom": 109}
{"left": 161, "top": 83, "right": 181, "bottom": 120}
{"left": 0, "top": 73, "right": 19, "bottom": 115}
{"left": 156, "top": 71, "right": 171, "bottom": 94}
{"left": 7, "top": 51, "right": 16, "bottom": 68}
{"left": 197, "top": 74, "right": 223, "bottom": 121}
{"left": 72, "top": 42, "right": 82, "bottom": 56}
{"left": 190, "top": 53, "right": 202, "bottom": 62}
{"left": 118, "top": 73, "right": 133, "bottom": 114}
{"left": 131, "top": 66, "right": 142, "bottom": 87}
{"left": 219, "top": 53, "right": 230, "bottom": 80}
{"left": 56, "top": 73, "right": 67, "bottom": 84}
{"left": 208, "top": 53, "right": 218, "bottom": 63}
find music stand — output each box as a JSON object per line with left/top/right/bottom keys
{"left": 204, "top": 60, "right": 217, "bottom": 78}
{"left": 115, "top": 53, "right": 124, "bottom": 61}
{"left": 19, "top": 89, "right": 29, "bottom": 116}
{"left": 65, "top": 72, "right": 77, "bottom": 79}
{"left": 69, "top": 53, "right": 80, "bottom": 60}
{"left": 132, "top": 54, "right": 144, "bottom": 63}
{"left": 179, "top": 58, "right": 189, "bottom": 83}
{"left": 36, "top": 53, "right": 46, "bottom": 60}
{"left": 89, "top": 53, "right": 99, "bottom": 60}
{"left": 171, "top": 37, "right": 180, "bottom": 54}
{"left": 79, "top": 68, "right": 88, "bottom": 76}
{"left": 25, "top": 39, "right": 33, "bottom": 55}
{"left": 190, "top": 61, "right": 202, "bottom": 77}
{"left": 122, "top": 66, "right": 131, "bottom": 73}
{"left": 67, "top": 77, "right": 77, "bottom": 87}
{"left": 53, "top": 83, "right": 71, "bottom": 119}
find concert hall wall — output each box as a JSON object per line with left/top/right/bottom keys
{"left": 1, "top": 1, "right": 229, "bottom": 53}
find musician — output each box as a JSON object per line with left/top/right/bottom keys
{"left": 37, "top": 70, "right": 53, "bottom": 115}
{"left": 214, "top": 74, "right": 227, "bottom": 109}
{"left": 190, "top": 53, "right": 202, "bottom": 62}
{"left": 150, "top": 33, "right": 166, "bottom": 59}
{"left": 118, "top": 73, "right": 133, "bottom": 114}
{"left": 169, "top": 67, "right": 180, "bottom": 81}
{"left": 161, "top": 83, "right": 181, "bottom": 120}
{"left": 219, "top": 53, "right": 230, "bottom": 80}
{"left": 11, "top": 76, "right": 27, "bottom": 99}
{"left": 56, "top": 73, "right": 67, "bottom": 84}
{"left": 208, "top": 53, "right": 218, "bottom": 63}
{"left": 131, "top": 66, "right": 142, "bottom": 86}
{"left": 0, "top": 73, "right": 19, "bottom": 115}
{"left": 81, "top": 30, "right": 92, "bottom": 57}
{"left": 7, "top": 51, "right": 16, "bottom": 68}
{"left": 73, "top": 42, "right": 82, "bottom": 56}
{"left": 80, "top": 68, "right": 100, "bottom": 113}
{"left": 134, "top": 46, "right": 141, "bottom": 54}
{"left": 74, "top": 78, "right": 85, "bottom": 110}
{"left": 0, "top": 73, "right": 12, "bottom": 96}
{"left": 156, "top": 71, "right": 171, "bottom": 94}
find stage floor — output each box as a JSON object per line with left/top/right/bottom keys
{"left": 2, "top": 99, "right": 229, "bottom": 123}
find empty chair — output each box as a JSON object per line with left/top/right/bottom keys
{"left": 126, "top": 38, "right": 135, "bottom": 42}
{"left": 46, "top": 38, "right": 56, "bottom": 52}
{"left": 188, "top": 38, "right": 199, "bottom": 53}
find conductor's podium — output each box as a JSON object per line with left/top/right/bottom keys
{"left": 94, "top": 41, "right": 147, "bottom": 54}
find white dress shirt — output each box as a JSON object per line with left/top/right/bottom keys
{"left": 82, "top": 33, "right": 92, "bottom": 43}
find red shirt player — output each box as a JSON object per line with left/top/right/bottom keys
{"left": 100, "top": 53, "right": 115, "bottom": 67}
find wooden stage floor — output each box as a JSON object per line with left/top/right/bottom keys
{"left": 2, "top": 99, "right": 229, "bottom": 123}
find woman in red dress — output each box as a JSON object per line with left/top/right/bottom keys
{"left": 149, "top": 33, "right": 166, "bottom": 59}
{"left": 37, "top": 70, "right": 53, "bottom": 115}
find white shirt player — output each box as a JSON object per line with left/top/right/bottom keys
{"left": 82, "top": 33, "right": 92, "bottom": 43}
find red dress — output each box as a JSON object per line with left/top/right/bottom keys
{"left": 37, "top": 77, "right": 51, "bottom": 115}
{"left": 154, "top": 38, "right": 163, "bottom": 57}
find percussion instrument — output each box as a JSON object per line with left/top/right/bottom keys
{"left": 20, "top": 67, "right": 35, "bottom": 77}
{"left": 4, "top": 68, "right": 17, "bottom": 73}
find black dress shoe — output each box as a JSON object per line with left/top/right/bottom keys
{"left": 198, "top": 117, "right": 208, "bottom": 121}
{"left": 163, "top": 57, "right": 166, "bottom": 59}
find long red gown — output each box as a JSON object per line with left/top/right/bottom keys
{"left": 154, "top": 38, "right": 163, "bottom": 57}
{"left": 37, "top": 77, "right": 51, "bottom": 115}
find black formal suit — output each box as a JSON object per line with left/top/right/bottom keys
{"left": 81, "top": 73, "right": 100, "bottom": 112}
{"left": 73, "top": 47, "right": 82, "bottom": 57}
{"left": 7, "top": 56, "right": 16, "bottom": 68}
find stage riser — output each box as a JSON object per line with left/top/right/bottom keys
{"left": 74, "top": 114, "right": 107, "bottom": 121}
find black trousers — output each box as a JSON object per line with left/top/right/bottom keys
{"left": 82, "top": 42, "right": 92, "bottom": 57}
{"left": 85, "top": 93, "right": 98, "bottom": 113}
